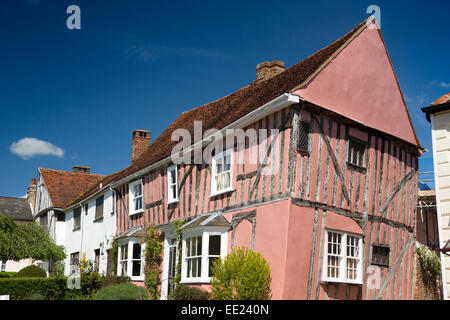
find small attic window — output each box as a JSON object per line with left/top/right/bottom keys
{"left": 347, "top": 138, "right": 366, "bottom": 169}
{"left": 297, "top": 121, "right": 310, "bottom": 154}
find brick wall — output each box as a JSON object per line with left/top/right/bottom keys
{"left": 414, "top": 253, "right": 442, "bottom": 300}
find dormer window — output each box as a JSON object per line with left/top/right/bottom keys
{"left": 167, "top": 165, "right": 178, "bottom": 204}
{"left": 211, "top": 148, "right": 233, "bottom": 196}
{"left": 129, "top": 180, "right": 144, "bottom": 216}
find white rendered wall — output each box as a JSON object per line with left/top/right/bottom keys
{"left": 64, "top": 190, "right": 116, "bottom": 276}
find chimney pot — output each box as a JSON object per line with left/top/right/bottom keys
{"left": 256, "top": 59, "right": 285, "bottom": 83}
{"left": 73, "top": 165, "right": 91, "bottom": 174}
{"left": 132, "top": 129, "right": 151, "bottom": 164}
{"left": 27, "top": 178, "right": 37, "bottom": 213}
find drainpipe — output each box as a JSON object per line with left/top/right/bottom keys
{"left": 79, "top": 203, "right": 84, "bottom": 268}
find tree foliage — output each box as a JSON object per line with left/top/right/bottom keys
{"left": 210, "top": 246, "right": 272, "bottom": 300}
{"left": 0, "top": 215, "right": 65, "bottom": 262}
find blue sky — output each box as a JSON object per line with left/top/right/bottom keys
{"left": 0, "top": 0, "right": 448, "bottom": 197}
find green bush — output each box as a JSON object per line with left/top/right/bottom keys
{"left": 210, "top": 247, "right": 272, "bottom": 300}
{"left": 0, "top": 277, "right": 68, "bottom": 300}
{"left": 0, "top": 272, "right": 16, "bottom": 279}
{"left": 94, "top": 282, "right": 149, "bottom": 300}
{"left": 80, "top": 272, "right": 104, "bottom": 298}
{"left": 172, "top": 284, "right": 210, "bottom": 300}
{"left": 16, "top": 265, "right": 47, "bottom": 278}
{"left": 101, "top": 275, "right": 129, "bottom": 288}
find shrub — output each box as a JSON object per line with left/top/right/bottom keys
{"left": 101, "top": 275, "right": 129, "bottom": 288}
{"left": 0, "top": 272, "right": 16, "bottom": 279}
{"left": 80, "top": 272, "right": 104, "bottom": 298}
{"left": 210, "top": 247, "right": 272, "bottom": 300}
{"left": 94, "top": 282, "right": 150, "bottom": 300}
{"left": 16, "top": 265, "right": 47, "bottom": 278}
{"left": 0, "top": 277, "right": 68, "bottom": 300}
{"left": 173, "top": 284, "right": 210, "bottom": 300}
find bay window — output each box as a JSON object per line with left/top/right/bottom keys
{"left": 323, "top": 231, "right": 363, "bottom": 284}
{"left": 181, "top": 230, "right": 227, "bottom": 283}
{"left": 117, "top": 239, "right": 144, "bottom": 281}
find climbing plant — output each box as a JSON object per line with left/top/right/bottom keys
{"left": 416, "top": 244, "right": 441, "bottom": 281}
{"left": 172, "top": 219, "right": 185, "bottom": 286}
{"left": 110, "top": 238, "right": 119, "bottom": 275}
{"left": 143, "top": 225, "right": 163, "bottom": 299}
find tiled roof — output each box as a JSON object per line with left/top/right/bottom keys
{"left": 432, "top": 92, "right": 450, "bottom": 105}
{"left": 66, "top": 17, "right": 372, "bottom": 209}
{"left": 422, "top": 92, "right": 450, "bottom": 122}
{"left": 39, "top": 168, "right": 105, "bottom": 208}
{"left": 0, "top": 196, "right": 33, "bottom": 221}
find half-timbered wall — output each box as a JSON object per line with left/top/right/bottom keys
{"left": 114, "top": 102, "right": 419, "bottom": 300}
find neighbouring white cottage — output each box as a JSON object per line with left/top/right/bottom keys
{"left": 422, "top": 92, "right": 450, "bottom": 299}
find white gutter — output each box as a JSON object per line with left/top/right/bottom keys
{"left": 65, "top": 93, "right": 299, "bottom": 210}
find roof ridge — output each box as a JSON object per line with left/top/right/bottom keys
{"left": 39, "top": 167, "right": 106, "bottom": 177}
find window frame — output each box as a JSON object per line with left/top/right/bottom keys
{"left": 371, "top": 244, "right": 390, "bottom": 268}
{"left": 95, "top": 195, "right": 104, "bottom": 221}
{"left": 70, "top": 252, "right": 80, "bottom": 274}
{"left": 167, "top": 165, "right": 179, "bottom": 205}
{"left": 73, "top": 208, "right": 81, "bottom": 231}
{"left": 117, "top": 239, "right": 144, "bottom": 281}
{"left": 0, "top": 260, "right": 7, "bottom": 272}
{"left": 296, "top": 120, "right": 311, "bottom": 154}
{"left": 322, "top": 230, "right": 363, "bottom": 285}
{"left": 180, "top": 228, "right": 228, "bottom": 284}
{"left": 129, "top": 180, "right": 144, "bottom": 216}
{"left": 347, "top": 137, "right": 367, "bottom": 170}
{"left": 210, "top": 148, "right": 234, "bottom": 197}
{"left": 94, "top": 248, "right": 100, "bottom": 272}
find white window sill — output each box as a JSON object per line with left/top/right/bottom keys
{"left": 167, "top": 199, "right": 179, "bottom": 205}
{"left": 129, "top": 209, "right": 144, "bottom": 217}
{"left": 321, "top": 279, "right": 362, "bottom": 285}
{"left": 210, "top": 188, "right": 235, "bottom": 198}
{"left": 130, "top": 276, "right": 144, "bottom": 282}
{"left": 180, "top": 278, "right": 211, "bottom": 284}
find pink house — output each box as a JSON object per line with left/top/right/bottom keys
{"left": 73, "top": 16, "right": 422, "bottom": 299}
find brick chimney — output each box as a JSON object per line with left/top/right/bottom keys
{"left": 73, "top": 165, "right": 91, "bottom": 173}
{"left": 256, "top": 60, "right": 285, "bottom": 83}
{"left": 27, "top": 178, "right": 37, "bottom": 212}
{"left": 131, "top": 129, "right": 150, "bottom": 164}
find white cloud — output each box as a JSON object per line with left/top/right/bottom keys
{"left": 439, "top": 82, "right": 450, "bottom": 88}
{"left": 10, "top": 137, "right": 64, "bottom": 160}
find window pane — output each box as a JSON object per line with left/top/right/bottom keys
{"left": 209, "top": 235, "right": 221, "bottom": 255}
{"left": 216, "top": 162, "right": 223, "bottom": 174}
{"left": 196, "top": 236, "right": 202, "bottom": 255}
{"left": 172, "top": 185, "right": 177, "bottom": 199}
{"left": 132, "top": 243, "right": 141, "bottom": 260}
{"left": 132, "top": 260, "right": 141, "bottom": 277}
{"left": 196, "top": 257, "right": 202, "bottom": 277}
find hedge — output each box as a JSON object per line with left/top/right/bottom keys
{"left": 0, "top": 277, "right": 71, "bottom": 300}
{"left": 0, "top": 272, "right": 16, "bottom": 279}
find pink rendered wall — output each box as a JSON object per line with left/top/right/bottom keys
{"left": 116, "top": 108, "right": 292, "bottom": 231}
{"left": 222, "top": 200, "right": 291, "bottom": 300}
{"left": 294, "top": 27, "right": 419, "bottom": 147}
